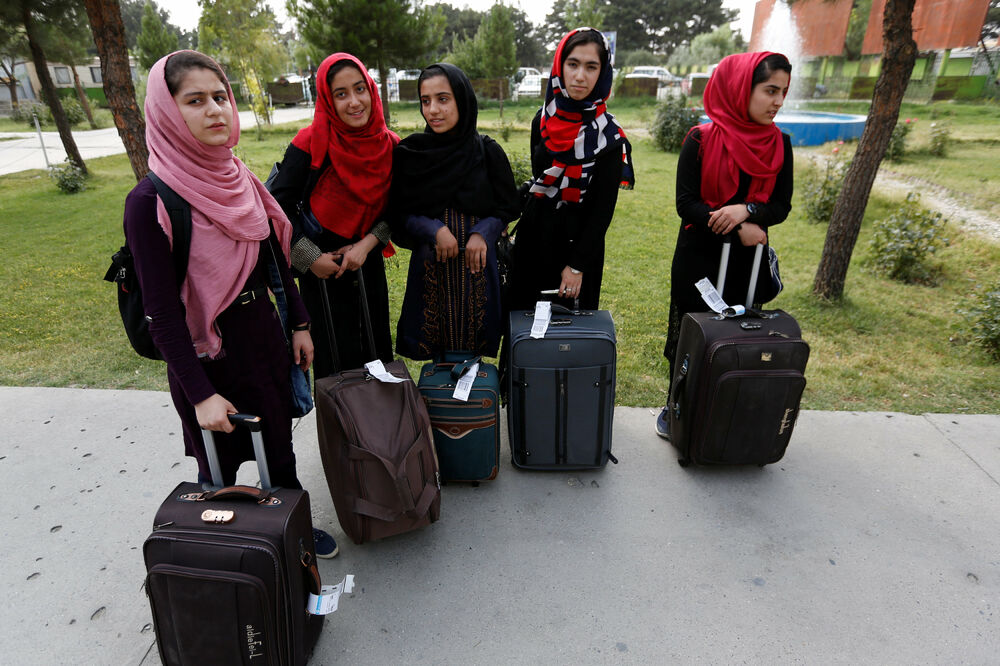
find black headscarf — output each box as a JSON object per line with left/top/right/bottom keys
{"left": 391, "top": 63, "right": 520, "bottom": 222}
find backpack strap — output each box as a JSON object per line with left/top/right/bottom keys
{"left": 146, "top": 170, "right": 192, "bottom": 285}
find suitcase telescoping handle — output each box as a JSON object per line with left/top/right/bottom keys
{"left": 201, "top": 413, "right": 272, "bottom": 492}
{"left": 716, "top": 236, "right": 765, "bottom": 309}
{"left": 318, "top": 268, "right": 378, "bottom": 374}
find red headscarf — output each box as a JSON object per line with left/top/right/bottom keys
{"left": 145, "top": 51, "right": 293, "bottom": 359}
{"left": 698, "top": 51, "right": 786, "bottom": 209}
{"left": 291, "top": 53, "right": 398, "bottom": 240}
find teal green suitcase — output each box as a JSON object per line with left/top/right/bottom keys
{"left": 418, "top": 354, "right": 501, "bottom": 482}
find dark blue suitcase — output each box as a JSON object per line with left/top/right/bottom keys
{"left": 418, "top": 353, "right": 501, "bottom": 482}
{"left": 506, "top": 305, "right": 618, "bottom": 470}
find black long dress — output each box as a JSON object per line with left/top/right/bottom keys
{"left": 268, "top": 143, "right": 394, "bottom": 378}
{"left": 663, "top": 127, "right": 794, "bottom": 371}
{"left": 507, "top": 109, "right": 624, "bottom": 312}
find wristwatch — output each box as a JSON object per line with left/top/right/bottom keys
{"left": 745, "top": 202, "right": 758, "bottom": 217}
{"left": 569, "top": 267, "right": 582, "bottom": 275}
{"left": 291, "top": 322, "right": 311, "bottom": 332}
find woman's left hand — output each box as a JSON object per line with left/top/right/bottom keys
{"left": 333, "top": 235, "right": 378, "bottom": 278}
{"left": 292, "top": 329, "right": 314, "bottom": 372}
{"left": 466, "top": 233, "right": 487, "bottom": 274}
{"left": 559, "top": 266, "right": 583, "bottom": 299}
{"left": 707, "top": 204, "right": 750, "bottom": 235}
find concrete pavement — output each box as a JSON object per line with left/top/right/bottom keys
{"left": 0, "top": 107, "right": 315, "bottom": 175}
{"left": 1, "top": 386, "right": 997, "bottom": 664}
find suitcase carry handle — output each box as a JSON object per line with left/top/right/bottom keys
{"left": 717, "top": 238, "right": 765, "bottom": 309}
{"left": 318, "top": 268, "right": 379, "bottom": 374}
{"left": 346, "top": 433, "right": 439, "bottom": 522}
{"left": 448, "top": 355, "right": 482, "bottom": 382}
{"left": 201, "top": 413, "right": 273, "bottom": 491}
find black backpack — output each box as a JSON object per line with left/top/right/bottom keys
{"left": 104, "top": 171, "right": 192, "bottom": 360}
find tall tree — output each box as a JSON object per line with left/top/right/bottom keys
{"left": 290, "top": 0, "right": 444, "bottom": 122}
{"left": 119, "top": 0, "right": 182, "bottom": 51}
{"left": 40, "top": 11, "right": 99, "bottom": 129}
{"left": 667, "top": 23, "right": 744, "bottom": 69}
{"left": 84, "top": 0, "right": 149, "bottom": 181}
{"left": 0, "top": 22, "right": 27, "bottom": 112}
{"left": 136, "top": 0, "right": 178, "bottom": 71}
{"left": 510, "top": 6, "right": 545, "bottom": 67}
{"left": 428, "top": 2, "right": 484, "bottom": 59}
{"left": 813, "top": 0, "right": 918, "bottom": 300}
{"left": 603, "top": 0, "right": 734, "bottom": 57}
{"left": 544, "top": 0, "right": 605, "bottom": 48}
{"left": 3, "top": 0, "right": 87, "bottom": 174}
{"left": 449, "top": 3, "right": 516, "bottom": 80}
{"left": 200, "top": 0, "right": 288, "bottom": 128}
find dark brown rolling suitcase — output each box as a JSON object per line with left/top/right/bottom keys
{"left": 313, "top": 273, "right": 441, "bottom": 545}
{"left": 668, "top": 241, "right": 810, "bottom": 467}
{"left": 143, "top": 415, "right": 323, "bottom": 665}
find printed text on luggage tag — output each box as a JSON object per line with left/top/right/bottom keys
{"left": 695, "top": 277, "right": 728, "bottom": 314}
{"left": 365, "top": 360, "right": 406, "bottom": 383}
{"left": 307, "top": 574, "right": 355, "bottom": 615}
{"left": 452, "top": 362, "right": 479, "bottom": 401}
{"left": 530, "top": 301, "right": 552, "bottom": 339}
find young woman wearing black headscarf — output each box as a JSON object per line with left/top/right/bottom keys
{"left": 390, "top": 63, "right": 520, "bottom": 360}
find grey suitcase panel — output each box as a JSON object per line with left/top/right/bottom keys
{"left": 507, "top": 308, "right": 617, "bottom": 470}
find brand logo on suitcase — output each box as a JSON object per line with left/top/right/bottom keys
{"left": 246, "top": 624, "right": 264, "bottom": 660}
{"left": 761, "top": 352, "right": 773, "bottom": 362}
{"left": 558, "top": 344, "right": 571, "bottom": 352}
{"left": 779, "top": 408, "right": 795, "bottom": 435}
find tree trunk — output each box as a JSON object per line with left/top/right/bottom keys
{"left": 812, "top": 0, "right": 917, "bottom": 300}
{"left": 71, "top": 65, "right": 98, "bottom": 129}
{"left": 22, "top": 6, "right": 88, "bottom": 174}
{"left": 1, "top": 61, "right": 19, "bottom": 111}
{"left": 83, "top": 0, "right": 148, "bottom": 181}
{"left": 376, "top": 47, "right": 390, "bottom": 124}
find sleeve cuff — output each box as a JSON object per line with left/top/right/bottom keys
{"left": 370, "top": 221, "right": 391, "bottom": 246}
{"left": 290, "top": 236, "right": 322, "bottom": 274}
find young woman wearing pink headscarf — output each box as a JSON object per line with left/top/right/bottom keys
{"left": 123, "top": 50, "right": 338, "bottom": 557}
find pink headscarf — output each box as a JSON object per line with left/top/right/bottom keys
{"left": 145, "top": 51, "right": 293, "bottom": 359}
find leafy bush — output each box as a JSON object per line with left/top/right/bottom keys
{"left": 507, "top": 150, "right": 533, "bottom": 188}
{"left": 802, "top": 146, "right": 849, "bottom": 224}
{"left": 60, "top": 97, "right": 86, "bottom": 125}
{"left": 928, "top": 122, "right": 949, "bottom": 157}
{"left": 885, "top": 117, "right": 913, "bottom": 162}
{"left": 12, "top": 102, "right": 49, "bottom": 128}
{"left": 960, "top": 283, "right": 1000, "bottom": 361}
{"left": 49, "top": 159, "right": 87, "bottom": 194}
{"left": 868, "top": 193, "right": 949, "bottom": 284}
{"left": 650, "top": 94, "right": 700, "bottom": 152}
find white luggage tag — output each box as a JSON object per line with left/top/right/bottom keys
{"left": 307, "top": 574, "right": 355, "bottom": 615}
{"left": 365, "top": 359, "right": 406, "bottom": 383}
{"left": 530, "top": 301, "right": 552, "bottom": 339}
{"left": 452, "top": 362, "right": 479, "bottom": 402}
{"left": 695, "top": 277, "right": 729, "bottom": 314}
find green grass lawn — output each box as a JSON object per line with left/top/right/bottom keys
{"left": 1, "top": 104, "right": 998, "bottom": 413}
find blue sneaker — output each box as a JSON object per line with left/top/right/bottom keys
{"left": 313, "top": 529, "right": 339, "bottom": 559}
{"left": 655, "top": 407, "right": 671, "bottom": 441}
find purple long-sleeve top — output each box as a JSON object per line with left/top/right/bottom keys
{"left": 123, "top": 177, "right": 309, "bottom": 407}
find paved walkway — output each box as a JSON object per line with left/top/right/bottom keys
{"left": 0, "top": 107, "right": 315, "bottom": 175}
{"left": 1, "top": 386, "right": 997, "bottom": 664}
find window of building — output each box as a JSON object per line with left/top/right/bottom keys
{"left": 54, "top": 66, "right": 71, "bottom": 84}
{"left": 90, "top": 67, "right": 103, "bottom": 84}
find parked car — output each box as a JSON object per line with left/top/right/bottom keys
{"left": 625, "top": 66, "right": 680, "bottom": 87}
{"left": 517, "top": 74, "right": 543, "bottom": 97}
{"left": 515, "top": 67, "right": 542, "bottom": 83}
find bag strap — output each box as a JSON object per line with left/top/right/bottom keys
{"left": 345, "top": 433, "right": 438, "bottom": 521}
{"left": 147, "top": 171, "right": 192, "bottom": 287}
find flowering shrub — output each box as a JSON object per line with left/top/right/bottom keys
{"left": 868, "top": 193, "right": 949, "bottom": 284}
{"left": 651, "top": 95, "right": 701, "bottom": 152}
{"left": 928, "top": 122, "right": 949, "bottom": 157}
{"left": 960, "top": 283, "right": 1000, "bottom": 362}
{"left": 885, "top": 117, "right": 913, "bottom": 162}
{"left": 802, "top": 144, "right": 849, "bottom": 224}
{"left": 49, "top": 159, "right": 87, "bottom": 194}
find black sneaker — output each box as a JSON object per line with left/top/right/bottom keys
{"left": 313, "top": 529, "right": 339, "bottom": 559}
{"left": 655, "top": 407, "right": 671, "bottom": 441}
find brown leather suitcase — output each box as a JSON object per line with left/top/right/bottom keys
{"left": 314, "top": 275, "right": 441, "bottom": 545}
{"left": 143, "top": 415, "right": 323, "bottom": 665}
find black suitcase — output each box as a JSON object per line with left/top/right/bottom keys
{"left": 506, "top": 303, "right": 618, "bottom": 470}
{"left": 143, "top": 415, "right": 323, "bottom": 665}
{"left": 668, "top": 242, "right": 810, "bottom": 467}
